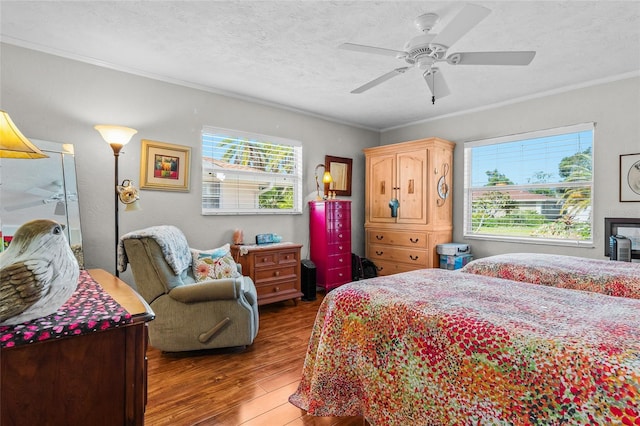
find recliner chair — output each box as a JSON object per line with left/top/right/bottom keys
{"left": 120, "top": 225, "right": 259, "bottom": 352}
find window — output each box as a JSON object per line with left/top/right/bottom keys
{"left": 201, "top": 126, "right": 303, "bottom": 215}
{"left": 464, "top": 123, "right": 594, "bottom": 245}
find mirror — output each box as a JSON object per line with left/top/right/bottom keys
{"left": 1, "top": 139, "right": 83, "bottom": 267}
{"left": 325, "top": 155, "right": 352, "bottom": 196}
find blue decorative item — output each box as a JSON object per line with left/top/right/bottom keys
{"left": 389, "top": 198, "right": 399, "bottom": 218}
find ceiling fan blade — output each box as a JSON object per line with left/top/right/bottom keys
{"left": 4, "top": 199, "right": 48, "bottom": 211}
{"left": 339, "top": 42, "right": 407, "bottom": 58}
{"left": 430, "top": 3, "right": 491, "bottom": 48}
{"left": 447, "top": 51, "right": 536, "bottom": 66}
{"left": 351, "top": 67, "right": 410, "bottom": 94}
{"left": 423, "top": 68, "right": 451, "bottom": 98}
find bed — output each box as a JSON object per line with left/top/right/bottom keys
{"left": 289, "top": 260, "right": 640, "bottom": 425}
{"left": 460, "top": 253, "right": 640, "bottom": 299}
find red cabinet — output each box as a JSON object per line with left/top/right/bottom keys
{"left": 309, "top": 200, "right": 352, "bottom": 291}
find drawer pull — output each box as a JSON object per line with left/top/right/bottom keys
{"left": 376, "top": 235, "right": 384, "bottom": 240}
{"left": 338, "top": 258, "right": 343, "bottom": 263}
{"left": 263, "top": 257, "right": 268, "bottom": 262}
{"left": 409, "top": 255, "right": 419, "bottom": 261}
{"left": 338, "top": 233, "right": 343, "bottom": 238}
{"left": 376, "top": 250, "right": 383, "bottom": 255}
{"left": 274, "top": 287, "right": 280, "bottom": 292}
{"left": 338, "top": 245, "right": 343, "bottom": 250}
{"left": 410, "top": 238, "right": 419, "bottom": 243}
{"left": 274, "top": 271, "right": 280, "bottom": 277}
{"left": 285, "top": 255, "right": 290, "bottom": 259}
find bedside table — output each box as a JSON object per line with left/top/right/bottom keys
{"left": 231, "top": 243, "right": 303, "bottom": 305}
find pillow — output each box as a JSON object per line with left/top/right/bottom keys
{"left": 191, "top": 243, "right": 241, "bottom": 282}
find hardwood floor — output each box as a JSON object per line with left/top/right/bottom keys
{"left": 145, "top": 292, "right": 366, "bottom": 426}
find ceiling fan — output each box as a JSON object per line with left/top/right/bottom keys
{"left": 339, "top": 3, "right": 536, "bottom": 104}
{"left": 3, "top": 180, "right": 77, "bottom": 213}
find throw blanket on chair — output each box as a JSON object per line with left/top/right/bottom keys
{"left": 118, "top": 225, "right": 192, "bottom": 275}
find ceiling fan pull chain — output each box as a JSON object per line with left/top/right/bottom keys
{"left": 432, "top": 95, "right": 435, "bottom": 105}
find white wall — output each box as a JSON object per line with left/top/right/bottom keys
{"left": 381, "top": 76, "right": 640, "bottom": 260}
{"left": 0, "top": 43, "right": 379, "bottom": 284}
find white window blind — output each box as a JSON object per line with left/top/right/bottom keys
{"left": 201, "top": 127, "right": 303, "bottom": 215}
{"left": 463, "top": 123, "right": 594, "bottom": 245}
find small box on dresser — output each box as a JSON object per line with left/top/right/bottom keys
{"left": 309, "top": 200, "right": 352, "bottom": 291}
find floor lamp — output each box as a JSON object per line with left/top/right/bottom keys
{"left": 95, "top": 125, "right": 138, "bottom": 277}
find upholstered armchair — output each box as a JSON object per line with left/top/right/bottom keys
{"left": 119, "top": 225, "right": 259, "bottom": 352}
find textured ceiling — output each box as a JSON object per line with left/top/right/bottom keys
{"left": 1, "top": 1, "right": 639, "bottom": 130}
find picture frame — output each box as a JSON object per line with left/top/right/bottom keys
{"left": 619, "top": 153, "right": 640, "bottom": 202}
{"left": 140, "top": 140, "right": 191, "bottom": 192}
{"left": 325, "top": 155, "right": 352, "bottom": 196}
{"left": 604, "top": 217, "right": 640, "bottom": 259}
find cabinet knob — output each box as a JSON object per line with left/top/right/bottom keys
{"left": 338, "top": 233, "right": 343, "bottom": 238}
{"left": 338, "top": 245, "right": 343, "bottom": 250}
{"left": 263, "top": 257, "right": 268, "bottom": 262}
{"left": 338, "top": 258, "right": 343, "bottom": 263}
{"left": 274, "top": 287, "right": 280, "bottom": 292}
{"left": 274, "top": 271, "right": 280, "bottom": 277}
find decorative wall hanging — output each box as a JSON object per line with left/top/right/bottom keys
{"left": 620, "top": 153, "right": 640, "bottom": 202}
{"left": 140, "top": 140, "right": 191, "bottom": 192}
{"left": 436, "top": 162, "right": 450, "bottom": 206}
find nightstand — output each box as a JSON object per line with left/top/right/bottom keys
{"left": 231, "top": 243, "right": 303, "bottom": 305}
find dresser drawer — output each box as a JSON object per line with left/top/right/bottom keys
{"left": 329, "top": 241, "right": 350, "bottom": 254}
{"left": 368, "top": 243, "right": 428, "bottom": 268}
{"left": 327, "top": 220, "right": 349, "bottom": 231}
{"left": 328, "top": 229, "right": 351, "bottom": 244}
{"left": 367, "top": 229, "right": 428, "bottom": 249}
{"left": 327, "top": 252, "right": 351, "bottom": 269}
{"left": 254, "top": 265, "right": 297, "bottom": 284}
{"left": 325, "top": 267, "right": 351, "bottom": 287}
{"left": 371, "top": 259, "right": 420, "bottom": 276}
{"left": 254, "top": 253, "right": 277, "bottom": 268}
{"left": 255, "top": 279, "right": 297, "bottom": 297}
{"left": 277, "top": 250, "right": 299, "bottom": 266}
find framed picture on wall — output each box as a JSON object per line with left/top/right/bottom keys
{"left": 140, "top": 140, "right": 191, "bottom": 192}
{"left": 620, "top": 153, "right": 640, "bottom": 202}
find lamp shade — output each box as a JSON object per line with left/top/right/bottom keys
{"left": 0, "top": 110, "right": 48, "bottom": 159}
{"left": 94, "top": 125, "right": 137, "bottom": 146}
{"left": 322, "top": 171, "right": 333, "bottom": 184}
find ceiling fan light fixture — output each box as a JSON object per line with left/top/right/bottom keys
{"left": 414, "top": 13, "right": 439, "bottom": 33}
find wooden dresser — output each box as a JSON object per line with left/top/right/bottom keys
{"left": 0, "top": 269, "right": 154, "bottom": 426}
{"left": 364, "top": 137, "right": 455, "bottom": 276}
{"left": 309, "top": 200, "right": 352, "bottom": 291}
{"left": 231, "top": 243, "right": 303, "bottom": 305}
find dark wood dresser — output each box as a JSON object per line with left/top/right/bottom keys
{"left": 0, "top": 269, "right": 154, "bottom": 426}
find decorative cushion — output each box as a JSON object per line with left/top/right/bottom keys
{"left": 191, "top": 244, "right": 241, "bottom": 281}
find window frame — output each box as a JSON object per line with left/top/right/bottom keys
{"left": 463, "top": 123, "right": 595, "bottom": 247}
{"left": 201, "top": 126, "right": 303, "bottom": 215}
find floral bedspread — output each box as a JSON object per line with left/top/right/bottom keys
{"left": 0, "top": 270, "right": 132, "bottom": 348}
{"left": 289, "top": 269, "right": 640, "bottom": 425}
{"left": 461, "top": 253, "right": 640, "bottom": 299}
